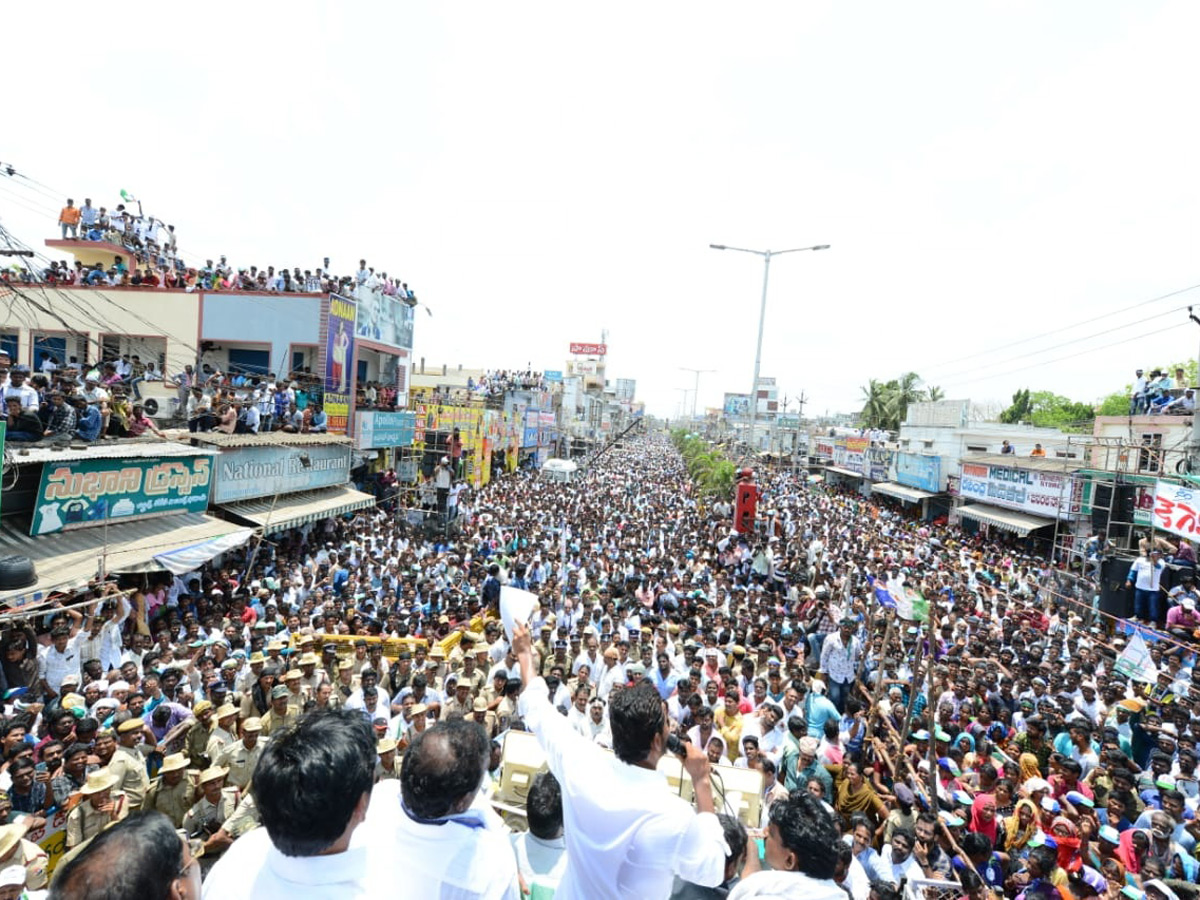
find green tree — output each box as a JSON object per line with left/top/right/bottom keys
{"left": 999, "top": 389, "right": 1033, "bottom": 424}
{"left": 926, "top": 385, "right": 945, "bottom": 402}
{"left": 858, "top": 371, "right": 926, "bottom": 431}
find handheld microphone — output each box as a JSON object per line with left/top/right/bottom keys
{"left": 665, "top": 733, "right": 687, "bottom": 758}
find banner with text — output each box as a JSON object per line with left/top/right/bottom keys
{"left": 211, "top": 444, "right": 351, "bottom": 504}
{"left": 896, "top": 453, "right": 942, "bottom": 493}
{"left": 958, "top": 461, "right": 1082, "bottom": 519}
{"left": 569, "top": 342, "right": 606, "bottom": 356}
{"left": 1152, "top": 479, "right": 1200, "bottom": 543}
{"left": 324, "top": 294, "right": 357, "bottom": 435}
{"left": 356, "top": 410, "right": 416, "bottom": 450}
{"left": 32, "top": 455, "right": 212, "bottom": 535}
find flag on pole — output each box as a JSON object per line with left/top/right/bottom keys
{"left": 873, "top": 584, "right": 897, "bottom": 611}
{"left": 119, "top": 189, "right": 137, "bottom": 203}
{"left": 894, "top": 586, "right": 929, "bottom": 623}
{"left": 1113, "top": 632, "right": 1158, "bottom": 683}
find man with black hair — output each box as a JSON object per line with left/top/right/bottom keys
{"left": 728, "top": 792, "right": 845, "bottom": 899}
{"left": 52, "top": 811, "right": 201, "bottom": 899}
{"left": 513, "top": 622, "right": 727, "bottom": 899}
{"left": 672, "top": 813, "right": 748, "bottom": 899}
{"left": 363, "top": 716, "right": 519, "bottom": 898}
{"left": 202, "top": 709, "right": 378, "bottom": 898}
{"left": 511, "top": 771, "right": 568, "bottom": 896}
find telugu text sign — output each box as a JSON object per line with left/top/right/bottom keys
{"left": 569, "top": 342, "right": 607, "bottom": 356}
{"left": 1152, "top": 480, "right": 1200, "bottom": 543}
{"left": 32, "top": 456, "right": 212, "bottom": 536}
{"left": 957, "top": 462, "right": 1081, "bottom": 519}
{"left": 356, "top": 411, "right": 416, "bottom": 450}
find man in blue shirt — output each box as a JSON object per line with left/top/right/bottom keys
{"left": 72, "top": 398, "right": 102, "bottom": 441}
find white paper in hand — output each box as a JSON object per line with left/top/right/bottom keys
{"left": 499, "top": 586, "right": 539, "bottom": 641}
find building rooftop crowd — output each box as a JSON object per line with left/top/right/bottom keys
{"left": 1130, "top": 369, "right": 1195, "bottom": 417}
{"left": 469, "top": 370, "right": 550, "bottom": 395}
{"left": 0, "top": 197, "right": 420, "bottom": 304}
{"left": 0, "top": 433, "right": 1197, "bottom": 898}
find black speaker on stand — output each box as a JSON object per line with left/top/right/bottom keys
{"left": 1098, "top": 556, "right": 1133, "bottom": 619}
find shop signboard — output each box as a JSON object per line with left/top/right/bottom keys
{"left": 832, "top": 437, "right": 867, "bottom": 473}
{"left": 896, "top": 453, "right": 942, "bottom": 493}
{"left": 354, "top": 286, "right": 414, "bottom": 350}
{"left": 866, "top": 446, "right": 894, "bottom": 482}
{"left": 356, "top": 411, "right": 416, "bottom": 450}
{"left": 569, "top": 342, "right": 607, "bottom": 356}
{"left": 958, "top": 461, "right": 1082, "bottom": 519}
{"left": 211, "top": 444, "right": 351, "bottom": 504}
{"left": 723, "top": 393, "right": 751, "bottom": 417}
{"left": 543, "top": 370, "right": 563, "bottom": 383}
{"left": 31, "top": 455, "right": 212, "bottom": 536}
{"left": 324, "top": 294, "right": 357, "bottom": 435}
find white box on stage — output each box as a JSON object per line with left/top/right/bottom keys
{"left": 499, "top": 730, "right": 549, "bottom": 806}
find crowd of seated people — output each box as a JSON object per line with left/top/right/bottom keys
{"left": 354, "top": 380, "right": 401, "bottom": 410}
{"left": 177, "top": 364, "right": 342, "bottom": 435}
{"left": 0, "top": 348, "right": 167, "bottom": 443}
{"left": 468, "top": 369, "right": 548, "bottom": 395}
{"left": 1130, "top": 366, "right": 1196, "bottom": 415}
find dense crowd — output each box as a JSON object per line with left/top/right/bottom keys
{"left": 0, "top": 432, "right": 1197, "bottom": 899}
{"left": 1130, "top": 368, "right": 1195, "bottom": 416}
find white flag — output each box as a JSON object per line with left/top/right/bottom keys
{"left": 1113, "top": 632, "right": 1158, "bottom": 683}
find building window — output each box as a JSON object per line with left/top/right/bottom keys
{"left": 901, "top": 439, "right": 910, "bottom": 448}
{"left": 1053, "top": 451, "right": 1078, "bottom": 459}
{"left": 923, "top": 440, "right": 934, "bottom": 449}
{"left": 1138, "top": 433, "right": 1163, "bottom": 473}
{"left": 966, "top": 444, "right": 988, "bottom": 453}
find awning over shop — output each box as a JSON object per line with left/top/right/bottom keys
{"left": 0, "top": 514, "right": 254, "bottom": 610}
{"left": 824, "top": 466, "right": 864, "bottom": 479}
{"left": 218, "top": 485, "right": 376, "bottom": 532}
{"left": 956, "top": 503, "right": 1056, "bottom": 536}
{"left": 872, "top": 482, "right": 936, "bottom": 504}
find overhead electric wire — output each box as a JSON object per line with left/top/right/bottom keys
{"left": 920, "top": 282, "right": 1200, "bottom": 376}
{"left": 947, "top": 321, "right": 1182, "bottom": 389}
{"left": 932, "top": 304, "right": 1191, "bottom": 385}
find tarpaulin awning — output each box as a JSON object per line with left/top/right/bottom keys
{"left": 218, "top": 486, "right": 376, "bottom": 533}
{"left": 0, "top": 514, "right": 253, "bottom": 609}
{"left": 871, "top": 482, "right": 937, "bottom": 503}
{"left": 824, "top": 466, "right": 864, "bottom": 478}
{"left": 956, "top": 503, "right": 1056, "bottom": 536}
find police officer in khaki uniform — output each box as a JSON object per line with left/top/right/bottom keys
{"left": 183, "top": 766, "right": 239, "bottom": 861}
{"left": 65, "top": 770, "right": 128, "bottom": 850}
{"left": 457, "top": 649, "right": 487, "bottom": 697}
{"left": 471, "top": 696, "right": 499, "bottom": 740}
{"left": 260, "top": 685, "right": 299, "bottom": 737}
{"left": 185, "top": 700, "right": 217, "bottom": 770}
{"left": 108, "top": 717, "right": 150, "bottom": 812}
{"left": 0, "top": 822, "right": 48, "bottom": 890}
{"left": 298, "top": 652, "right": 328, "bottom": 698}
{"left": 375, "top": 737, "right": 401, "bottom": 782}
{"left": 215, "top": 717, "right": 264, "bottom": 790}
{"left": 333, "top": 658, "right": 356, "bottom": 707}
{"left": 443, "top": 678, "right": 474, "bottom": 718}
{"left": 143, "top": 752, "right": 194, "bottom": 829}
{"left": 205, "top": 704, "right": 240, "bottom": 764}
{"left": 282, "top": 668, "right": 306, "bottom": 710}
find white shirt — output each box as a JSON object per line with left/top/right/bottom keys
{"left": 360, "top": 780, "right": 520, "bottom": 899}
{"left": 202, "top": 824, "right": 376, "bottom": 900}
{"left": 518, "top": 676, "right": 728, "bottom": 900}
{"left": 38, "top": 637, "right": 82, "bottom": 693}
{"left": 510, "top": 831, "right": 568, "bottom": 894}
{"left": 728, "top": 870, "right": 847, "bottom": 900}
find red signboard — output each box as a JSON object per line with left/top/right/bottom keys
{"left": 569, "top": 342, "right": 607, "bottom": 356}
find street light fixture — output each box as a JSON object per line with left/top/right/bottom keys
{"left": 709, "top": 242, "right": 830, "bottom": 459}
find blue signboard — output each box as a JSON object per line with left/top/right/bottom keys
{"left": 896, "top": 453, "right": 941, "bottom": 493}
{"left": 356, "top": 411, "right": 416, "bottom": 449}
{"left": 543, "top": 370, "right": 563, "bottom": 383}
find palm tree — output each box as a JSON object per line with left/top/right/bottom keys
{"left": 926, "top": 385, "right": 945, "bottom": 402}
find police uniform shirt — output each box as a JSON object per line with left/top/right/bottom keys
{"left": 205, "top": 726, "right": 235, "bottom": 764}
{"left": 216, "top": 740, "right": 264, "bottom": 790}
{"left": 66, "top": 791, "right": 129, "bottom": 848}
{"left": 108, "top": 745, "right": 150, "bottom": 810}
{"left": 145, "top": 777, "right": 194, "bottom": 829}
{"left": 183, "top": 788, "right": 239, "bottom": 838}
{"left": 260, "top": 707, "right": 299, "bottom": 737}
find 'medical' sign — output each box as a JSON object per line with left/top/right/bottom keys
{"left": 569, "top": 342, "right": 607, "bottom": 356}
{"left": 958, "top": 462, "right": 1082, "bottom": 518}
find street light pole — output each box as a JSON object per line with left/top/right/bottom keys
{"left": 679, "top": 367, "right": 716, "bottom": 423}
{"left": 709, "top": 242, "right": 830, "bottom": 459}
